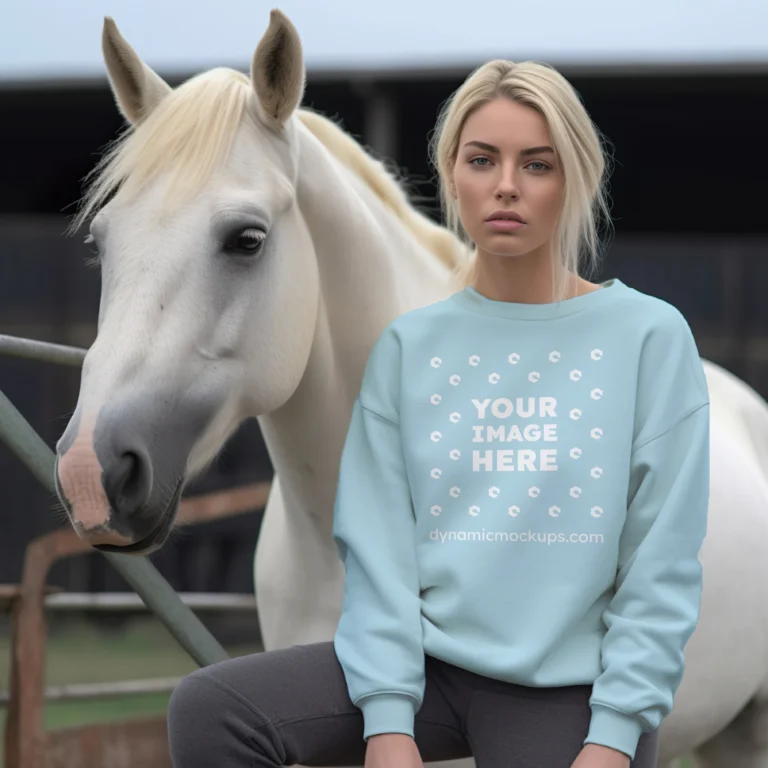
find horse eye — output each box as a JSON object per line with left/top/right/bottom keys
{"left": 225, "top": 228, "right": 266, "bottom": 255}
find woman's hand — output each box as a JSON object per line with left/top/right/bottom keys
{"left": 364, "top": 733, "right": 424, "bottom": 768}
{"left": 570, "top": 744, "right": 631, "bottom": 768}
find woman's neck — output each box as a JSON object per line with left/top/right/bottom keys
{"left": 471, "top": 246, "right": 599, "bottom": 304}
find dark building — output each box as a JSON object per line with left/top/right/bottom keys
{"left": 1, "top": 52, "right": 767, "bottom": 599}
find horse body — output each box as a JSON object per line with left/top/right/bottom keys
{"left": 254, "top": 113, "right": 459, "bottom": 648}
{"left": 55, "top": 10, "right": 768, "bottom": 767}
{"left": 663, "top": 362, "right": 768, "bottom": 767}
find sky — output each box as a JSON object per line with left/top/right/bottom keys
{"left": 2, "top": 0, "right": 767, "bottom": 83}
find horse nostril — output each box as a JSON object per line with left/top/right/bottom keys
{"left": 117, "top": 452, "right": 140, "bottom": 494}
{"left": 103, "top": 449, "right": 152, "bottom": 517}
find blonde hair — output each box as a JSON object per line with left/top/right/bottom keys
{"left": 430, "top": 59, "right": 612, "bottom": 300}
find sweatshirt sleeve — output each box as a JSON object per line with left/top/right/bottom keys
{"left": 585, "top": 311, "right": 710, "bottom": 759}
{"left": 332, "top": 326, "right": 425, "bottom": 740}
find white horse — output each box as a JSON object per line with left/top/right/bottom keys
{"left": 56, "top": 10, "right": 768, "bottom": 768}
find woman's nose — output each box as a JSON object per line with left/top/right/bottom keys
{"left": 494, "top": 167, "right": 520, "bottom": 200}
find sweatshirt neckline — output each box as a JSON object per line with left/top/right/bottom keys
{"left": 450, "top": 278, "right": 625, "bottom": 320}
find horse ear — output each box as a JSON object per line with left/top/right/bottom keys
{"left": 102, "top": 17, "right": 171, "bottom": 125}
{"left": 251, "top": 9, "right": 305, "bottom": 126}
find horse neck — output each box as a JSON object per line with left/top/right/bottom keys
{"left": 257, "top": 124, "right": 451, "bottom": 535}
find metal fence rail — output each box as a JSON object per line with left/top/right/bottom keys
{"left": 0, "top": 334, "right": 86, "bottom": 367}
{"left": 0, "top": 677, "right": 183, "bottom": 706}
{"left": 0, "top": 334, "right": 230, "bottom": 668}
{"left": 43, "top": 592, "right": 256, "bottom": 612}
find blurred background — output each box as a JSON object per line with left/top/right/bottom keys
{"left": 0, "top": 0, "right": 766, "bottom": 760}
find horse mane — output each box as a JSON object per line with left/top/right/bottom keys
{"left": 296, "top": 109, "right": 465, "bottom": 270}
{"left": 73, "top": 66, "right": 466, "bottom": 271}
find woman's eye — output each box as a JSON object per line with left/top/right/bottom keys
{"left": 470, "top": 157, "right": 491, "bottom": 167}
{"left": 526, "top": 161, "right": 550, "bottom": 171}
{"left": 225, "top": 228, "right": 266, "bottom": 255}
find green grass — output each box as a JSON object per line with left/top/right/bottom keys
{"left": 0, "top": 616, "right": 262, "bottom": 765}
{"left": 41, "top": 691, "right": 172, "bottom": 730}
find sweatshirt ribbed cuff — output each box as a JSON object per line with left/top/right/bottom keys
{"left": 585, "top": 705, "right": 644, "bottom": 759}
{"left": 358, "top": 693, "right": 418, "bottom": 740}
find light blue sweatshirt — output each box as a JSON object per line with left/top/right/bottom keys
{"left": 332, "top": 278, "right": 710, "bottom": 760}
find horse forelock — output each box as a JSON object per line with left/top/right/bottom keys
{"left": 73, "top": 68, "right": 252, "bottom": 231}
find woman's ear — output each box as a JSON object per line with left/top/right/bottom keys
{"left": 447, "top": 162, "right": 458, "bottom": 200}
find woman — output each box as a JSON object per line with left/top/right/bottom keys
{"left": 168, "top": 59, "right": 709, "bottom": 768}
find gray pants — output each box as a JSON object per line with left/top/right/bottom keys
{"left": 167, "top": 641, "right": 659, "bottom": 767}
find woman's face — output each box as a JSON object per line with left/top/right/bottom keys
{"left": 451, "top": 97, "right": 565, "bottom": 261}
